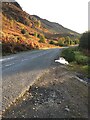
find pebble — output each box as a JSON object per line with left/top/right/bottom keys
{"left": 34, "top": 115, "right": 37, "bottom": 118}
{"left": 54, "top": 79, "right": 58, "bottom": 81}
{"left": 22, "top": 115, "right": 25, "bottom": 118}
{"left": 8, "top": 104, "right": 10, "bottom": 107}
{"left": 3, "top": 96, "right": 8, "bottom": 100}
{"left": 78, "top": 112, "right": 81, "bottom": 115}
{"left": 35, "top": 103, "right": 37, "bottom": 106}
{"left": 57, "top": 101, "right": 61, "bottom": 104}
{"left": 40, "top": 93, "right": 43, "bottom": 96}
{"left": 53, "top": 68, "right": 55, "bottom": 70}
{"left": 23, "top": 98, "right": 26, "bottom": 101}
{"left": 12, "top": 111, "right": 15, "bottom": 115}
{"left": 62, "top": 96, "right": 64, "bottom": 99}
{"left": 14, "top": 116, "right": 17, "bottom": 118}
{"left": 65, "top": 106, "right": 70, "bottom": 112}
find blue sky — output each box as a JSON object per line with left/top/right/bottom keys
{"left": 15, "top": 0, "right": 89, "bottom": 33}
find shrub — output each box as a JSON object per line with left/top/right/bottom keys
{"left": 35, "top": 20, "right": 41, "bottom": 28}
{"left": 64, "top": 36, "right": 71, "bottom": 46}
{"left": 37, "top": 20, "right": 41, "bottom": 28}
{"left": 2, "top": 43, "right": 14, "bottom": 54}
{"left": 37, "top": 34, "right": 41, "bottom": 38}
{"left": 21, "top": 29, "right": 26, "bottom": 34}
{"left": 17, "top": 36, "right": 22, "bottom": 40}
{"left": 24, "top": 32, "right": 30, "bottom": 38}
{"left": 34, "top": 32, "right": 38, "bottom": 37}
{"left": 58, "top": 40, "right": 64, "bottom": 46}
{"left": 74, "top": 39, "right": 79, "bottom": 44}
{"left": 74, "top": 52, "right": 88, "bottom": 65}
{"left": 49, "top": 40, "right": 55, "bottom": 45}
{"left": 61, "top": 48, "right": 75, "bottom": 62}
{"left": 39, "top": 34, "right": 45, "bottom": 43}
{"left": 61, "top": 47, "right": 88, "bottom": 64}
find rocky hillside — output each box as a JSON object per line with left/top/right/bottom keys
{"left": 1, "top": 1, "right": 80, "bottom": 55}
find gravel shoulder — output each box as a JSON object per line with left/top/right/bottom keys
{"left": 2, "top": 63, "right": 88, "bottom": 118}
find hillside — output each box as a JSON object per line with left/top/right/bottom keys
{"left": 33, "top": 15, "right": 79, "bottom": 35}
{"left": 1, "top": 1, "right": 80, "bottom": 55}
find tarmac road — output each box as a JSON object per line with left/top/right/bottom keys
{"left": 2, "top": 48, "right": 62, "bottom": 112}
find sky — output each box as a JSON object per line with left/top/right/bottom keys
{"left": 15, "top": 0, "right": 89, "bottom": 33}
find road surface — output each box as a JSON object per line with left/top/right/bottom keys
{"left": 2, "top": 48, "right": 61, "bottom": 112}
{"left": 2, "top": 59, "right": 88, "bottom": 118}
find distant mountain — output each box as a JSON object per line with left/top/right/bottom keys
{"left": 32, "top": 15, "right": 80, "bottom": 36}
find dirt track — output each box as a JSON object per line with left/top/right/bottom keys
{"left": 2, "top": 64, "right": 88, "bottom": 118}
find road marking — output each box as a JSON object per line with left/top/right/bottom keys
{"left": 21, "top": 59, "right": 28, "bottom": 62}
{"left": 2, "top": 50, "right": 55, "bottom": 70}
{"left": 5, "top": 63, "right": 15, "bottom": 67}
{"left": 0, "top": 57, "right": 16, "bottom": 62}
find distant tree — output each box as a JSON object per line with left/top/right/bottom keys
{"left": 58, "top": 40, "right": 64, "bottom": 46}
{"left": 70, "top": 40, "right": 73, "bottom": 45}
{"left": 74, "top": 39, "right": 79, "bottom": 44}
{"left": 59, "top": 37, "right": 65, "bottom": 41}
{"left": 39, "top": 34, "right": 45, "bottom": 43}
{"left": 37, "top": 20, "right": 41, "bottom": 28}
{"left": 21, "top": 29, "right": 26, "bottom": 34}
{"left": 31, "top": 17, "right": 37, "bottom": 21}
{"left": 57, "top": 37, "right": 65, "bottom": 46}
{"left": 49, "top": 40, "right": 55, "bottom": 45}
{"left": 10, "top": 19, "right": 14, "bottom": 28}
{"left": 24, "top": 20, "right": 29, "bottom": 26}
{"left": 64, "top": 36, "right": 71, "bottom": 46}
{"left": 34, "top": 32, "right": 38, "bottom": 37}
{"left": 37, "top": 34, "right": 41, "bottom": 38}
{"left": 24, "top": 32, "right": 30, "bottom": 38}
{"left": 35, "top": 20, "right": 41, "bottom": 28}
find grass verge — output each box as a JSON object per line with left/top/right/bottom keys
{"left": 61, "top": 47, "right": 90, "bottom": 79}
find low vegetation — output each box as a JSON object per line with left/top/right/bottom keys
{"left": 49, "top": 36, "right": 79, "bottom": 47}
{"left": 49, "top": 40, "right": 56, "bottom": 45}
{"left": 61, "top": 47, "right": 88, "bottom": 64}
{"left": 61, "top": 47, "right": 89, "bottom": 78}
{"left": 21, "top": 28, "right": 27, "bottom": 34}
{"left": 39, "top": 34, "right": 45, "bottom": 43}
{"left": 57, "top": 36, "right": 79, "bottom": 46}
{"left": 61, "top": 31, "right": 89, "bottom": 79}
{"left": 61, "top": 47, "right": 76, "bottom": 62}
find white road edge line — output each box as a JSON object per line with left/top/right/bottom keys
{"left": 0, "top": 57, "right": 16, "bottom": 62}
{"left": 5, "top": 63, "right": 15, "bottom": 67}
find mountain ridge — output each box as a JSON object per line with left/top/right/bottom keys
{"left": 32, "top": 15, "right": 80, "bottom": 35}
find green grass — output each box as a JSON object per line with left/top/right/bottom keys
{"left": 61, "top": 48, "right": 75, "bottom": 62}
{"left": 74, "top": 51, "right": 88, "bottom": 65}
{"left": 61, "top": 47, "right": 89, "bottom": 78}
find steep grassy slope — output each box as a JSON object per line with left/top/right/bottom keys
{"left": 1, "top": 2, "right": 56, "bottom": 55}
{"left": 1, "top": 1, "right": 80, "bottom": 55}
